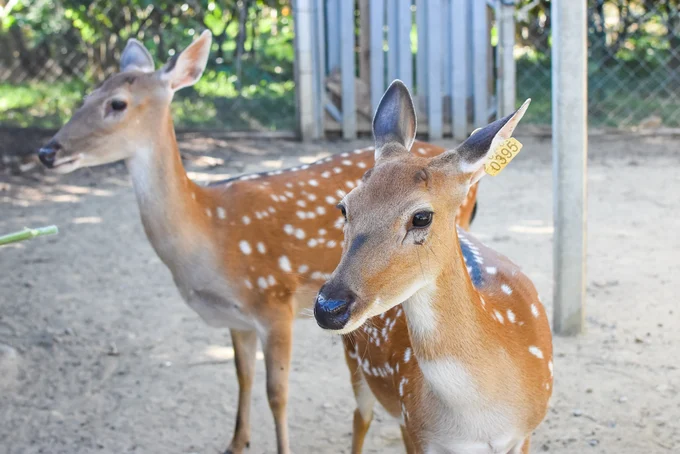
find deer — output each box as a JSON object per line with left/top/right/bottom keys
{"left": 35, "top": 32, "right": 480, "bottom": 453}
{"left": 313, "top": 80, "right": 553, "bottom": 454}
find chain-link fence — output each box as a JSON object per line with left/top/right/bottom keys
{"left": 0, "top": 0, "right": 295, "bottom": 131}
{"left": 3, "top": 1, "right": 679, "bottom": 133}
{"left": 516, "top": 0, "right": 680, "bottom": 129}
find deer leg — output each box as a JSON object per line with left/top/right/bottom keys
{"left": 400, "top": 425, "right": 417, "bottom": 454}
{"left": 521, "top": 437, "right": 531, "bottom": 454}
{"left": 262, "top": 317, "right": 294, "bottom": 454}
{"left": 508, "top": 437, "right": 531, "bottom": 454}
{"left": 224, "top": 329, "right": 258, "bottom": 454}
{"left": 350, "top": 372, "right": 375, "bottom": 454}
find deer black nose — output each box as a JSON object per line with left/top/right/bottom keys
{"left": 314, "top": 286, "right": 355, "bottom": 330}
{"left": 38, "top": 140, "right": 62, "bottom": 168}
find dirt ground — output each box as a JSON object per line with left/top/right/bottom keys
{"left": 0, "top": 134, "right": 678, "bottom": 454}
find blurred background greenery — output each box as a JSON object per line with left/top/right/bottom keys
{"left": 1, "top": 0, "right": 679, "bottom": 131}
{"left": 0, "top": 0, "right": 296, "bottom": 130}
{"left": 515, "top": 0, "right": 680, "bottom": 128}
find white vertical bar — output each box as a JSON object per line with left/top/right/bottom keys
{"left": 370, "top": 0, "right": 386, "bottom": 113}
{"left": 552, "top": 0, "right": 587, "bottom": 336}
{"left": 387, "top": 0, "right": 399, "bottom": 81}
{"left": 497, "top": 1, "right": 516, "bottom": 117}
{"left": 326, "top": 0, "right": 340, "bottom": 72}
{"left": 293, "top": 0, "right": 316, "bottom": 140}
{"left": 416, "top": 0, "right": 428, "bottom": 118}
{"left": 426, "top": 0, "right": 442, "bottom": 139}
{"left": 397, "top": 0, "right": 413, "bottom": 89}
{"left": 314, "top": 0, "right": 327, "bottom": 137}
{"left": 441, "top": 0, "right": 451, "bottom": 102}
{"left": 340, "top": 0, "right": 356, "bottom": 139}
{"left": 451, "top": 0, "right": 468, "bottom": 138}
{"left": 471, "top": 0, "right": 488, "bottom": 128}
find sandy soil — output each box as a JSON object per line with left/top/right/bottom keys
{"left": 0, "top": 134, "right": 678, "bottom": 454}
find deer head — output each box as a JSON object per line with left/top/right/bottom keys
{"left": 313, "top": 80, "right": 530, "bottom": 333}
{"left": 37, "top": 31, "right": 212, "bottom": 173}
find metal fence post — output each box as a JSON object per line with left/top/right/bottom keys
{"left": 551, "top": 0, "right": 587, "bottom": 335}
{"left": 340, "top": 0, "right": 357, "bottom": 139}
{"left": 471, "top": 0, "right": 489, "bottom": 128}
{"left": 451, "top": 0, "right": 468, "bottom": 139}
{"left": 497, "top": 0, "right": 516, "bottom": 117}
{"left": 293, "top": 0, "right": 317, "bottom": 141}
{"left": 426, "top": 0, "right": 443, "bottom": 139}
{"left": 370, "top": 0, "right": 386, "bottom": 114}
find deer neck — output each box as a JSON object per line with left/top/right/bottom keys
{"left": 401, "top": 235, "right": 489, "bottom": 364}
{"left": 125, "top": 110, "right": 210, "bottom": 265}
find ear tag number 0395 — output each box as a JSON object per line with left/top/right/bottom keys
{"left": 484, "top": 137, "right": 523, "bottom": 176}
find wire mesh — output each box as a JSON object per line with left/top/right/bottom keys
{"left": 0, "top": 0, "right": 296, "bottom": 131}
{"left": 516, "top": 0, "right": 680, "bottom": 129}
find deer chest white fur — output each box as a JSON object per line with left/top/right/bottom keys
{"left": 169, "top": 251, "right": 258, "bottom": 332}
{"left": 417, "top": 358, "right": 524, "bottom": 454}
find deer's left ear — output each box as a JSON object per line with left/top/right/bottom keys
{"left": 432, "top": 99, "right": 530, "bottom": 184}
{"left": 121, "top": 39, "right": 155, "bottom": 73}
{"left": 373, "top": 79, "right": 417, "bottom": 162}
{"left": 160, "top": 30, "right": 212, "bottom": 92}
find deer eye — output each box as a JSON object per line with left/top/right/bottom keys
{"left": 411, "top": 211, "right": 433, "bottom": 228}
{"left": 110, "top": 100, "right": 127, "bottom": 112}
{"left": 337, "top": 204, "right": 347, "bottom": 220}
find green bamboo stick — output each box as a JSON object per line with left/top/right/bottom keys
{"left": 0, "top": 226, "right": 59, "bottom": 246}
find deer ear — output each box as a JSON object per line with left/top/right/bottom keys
{"left": 121, "top": 39, "right": 154, "bottom": 73}
{"left": 432, "top": 99, "right": 531, "bottom": 184}
{"left": 373, "top": 80, "right": 417, "bottom": 162}
{"left": 161, "top": 30, "right": 212, "bottom": 91}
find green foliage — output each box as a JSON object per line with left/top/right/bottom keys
{"left": 515, "top": 0, "right": 680, "bottom": 127}
{"left": 0, "top": 0, "right": 295, "bottom": 130}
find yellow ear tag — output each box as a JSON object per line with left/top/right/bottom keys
{"left": 484, "top": 137, "right": 523, "bottom": 176}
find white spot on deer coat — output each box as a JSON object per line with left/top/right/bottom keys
{"left": 257, "top": 277, "right": 268, "bottom": 289}
{"left": 216, "top": 207, "right": 226, "bottom": 219}
{"left": 242, "top": 216, "right": 251, "bottom": 225}
{"left": 239, "top": 240, "right": 252, "bottom": 255}
{"left": 529, "top": 346, "right": 544, "bottom": 359}
{"left": 531, "top": 304, "right": 539, "bottom": 318}
{"left": 279, "top": 256, "right": 292, "bottom": 273}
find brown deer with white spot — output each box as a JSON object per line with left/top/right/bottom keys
{"left": 314, "top": 81, "right": 553, "bottom": 454}
{"left": 36, "top": 33, "right": 479, "bottom": 453}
